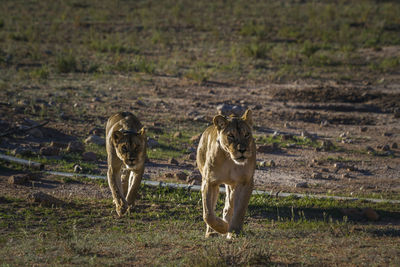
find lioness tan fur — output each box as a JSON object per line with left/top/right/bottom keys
{"left": 106, "top": 112, "right": 146, "bottom": 216}
{"left": 197, "top": 109, "right": 256, "bottom": 238}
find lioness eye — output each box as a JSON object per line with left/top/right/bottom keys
{"left": 228, "top": 134, "right": 234, "bottom": 140}
{"left": 245, "top": 133, "right": 250, "bottom": 138}
{"left": 121, "top": 145, "right": 128, "bottom": 153}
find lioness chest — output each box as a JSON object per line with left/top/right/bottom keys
{"left": 206, "top": 157, "right": 254, "bottom": 186}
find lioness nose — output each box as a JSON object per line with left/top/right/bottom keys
{"left": 237, "top": 144, "right": 246, "bottom": 153}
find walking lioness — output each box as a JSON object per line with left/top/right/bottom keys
{"left": 197, "top": 109, "right": 256, "bottom": 238}
{"left": 106, "top": 112, "right": 146, "bottom": 216}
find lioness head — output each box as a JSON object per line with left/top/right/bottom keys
{"left": 112, "top": 128, "right": 146, "bottom": 169}
{"left": 213, "top": 109, "right": 254, "bottom": 165}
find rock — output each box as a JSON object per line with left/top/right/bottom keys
{"left": 365, "top": 146, "right": 374, "bottom": 152}
{"left": 295, "top": 182, "right": 308, "bottom": 188}
{"left": 82, "top": 152, "right": 97, "bottom": 161}
{"left": 190, "top": 134, "right": 202, "bottom": 144}
{"left": 193, "top": 115, "right": 206, "bottom": 122}
{"left": 67, "top": 141, "right": 85, "bottom": 153}
{"left": 320, "top": 120, "right": 329, "bottom": 127}
{"left": 360, "top": 127, "right": 368, "bottom": 132}
{"left": 321, "top": 140, "right": 334, "bottom": 151}
{"left": 284, "top": 122, "right": 292, "bottom": 129}
{"left": 187, "top": 152, "right": 196, "bottom": 160}
{"left": 135, "top": 100, "right": 146, "bottom": 106}
{"left": 88, "top": 127, "right": 104, "bottom": 136}
{"left": 164, "top": 172, "right": 174, "bottom": 179}
{"left": 84, "top": 135, "right": 105, "bottom": 146}
{"left": 257, "top": 161, "right": 267, "bottom": 168}
{"left": 27, "top": 192, "right": 63, "bottom": 206}
{"left": 40, "top": 146, "right": 60, "bottom": 156}
{"left": 174, "top": 132, "right": 182, "bottom": 138}
{"left": 73, "top": 164, "right": 83, "bottom": 173}
{"left": 28, "top": 128, "right": 43, "bottom": 138}
{"left": 217, "top": 103, "right": 245, "bottom": 116}
{"left": 8, "top": 174, "right": 30, "bottom": 185}
{"left": 381, "top": 144, "right": 390, "bottom": 151}
{"left": 187, "top": 171, "right": 202, "bottom": 185}
{"left": 169, "top": 158, "right": 179, "bottom": 165}
{"left": 363, "top": 208, "right": 379, "bottom": 221}
{"left": 342, "top": 173, "right": 350, "bottom": 179}
{"left": 147, "top": 138, "right": 159, "bottom": 148}
{"left": 311, "top": 172, "right": 323, "bottom": 179}
{"left": 392, "top": 142, "right": 398, "bottom": 149}
{"left": 175, "top": 171, "right": 187, "bottom": 181}
{"left": 50, "top": 141, "right": 68, "bottom": 149}
{"left": 267, "top": 160, "right": 276, "bottom": 167}
{"left": 208, "top": 89, "right": 216, "bottom": 94}
{"left": 383, "top": 132, "right": 392, "bottom": 137}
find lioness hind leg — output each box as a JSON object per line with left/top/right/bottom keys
{"left": 202, "top": 182, "right": 228, "bottom": 237}
{"left": 228, "top": 183, "right": 253, "bottom": 234}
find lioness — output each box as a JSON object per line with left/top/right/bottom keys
{"left": 197, "top": 109, "right": 256, "bottom": 238}
{"left": 106, "top": 112, "right": 146, "bottom": 216}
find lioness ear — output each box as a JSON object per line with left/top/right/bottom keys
{"left": 213, "top": 115, "right": 228, "bottom": 130}
{"left": 242, "top": 109, "right": 253, "bottom": 127}
{"left": 112, "top": 131, "right": 124, "bottom": 145}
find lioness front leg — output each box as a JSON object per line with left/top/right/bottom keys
{"left": 107, "top": 164, "right": 128, "bottom": 216}
{"left": 125, "top": 169, "right": 143, "bottom": 207}
{"left": 228, "top": 182, "right": 253, "bottom": 236}
{"left": 222, "top": 184, "right": 234, "bottom": 224}
{"left": 202, "top": 181, "right": 228, "bottom": 237}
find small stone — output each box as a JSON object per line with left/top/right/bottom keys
{"left": 339, "top": 132, "right": 348, "bottom": 138}
{"left": 257, "top": 161, "right": 267, "bottom": 168}
{"left": 284, "top": 122, "right": 291, "bottom": 128}
{"left": 382, "top": 144, "right": 390, "bottom": 151}
{"left": 92, "top": 97, "right": 101, "bottom": 102}
{"left": 208, "top": 89, "right": 216, "bottom": 94}
{"left": 147, "top": 138, "right": 159, "bottom": 149}
{"left": 334, "top": 163, "right": 344, "bottom": 169}
{"left": 360, "top": 127, "right": 368, "bottom": 132}
{"left": 67, "top": 141, "right": 85, "bottom": 153}
{"left": 174, "top": 132, "right": 182, "bottom": 138}
{"left": 40, "top": 146, "right": 60, "bottom": 156}
{"left": 82, "top": 152, "right": 97, "bottom": 161}
{"left": 8, "top": 174, "right": 29, "bottom": 185}
{"left": 392, "top": 142, "right": 398, "bottom": 149}
{"left": 295, "top": 182, "right": 308, "bottom": 188}
{"left": 341, "top": 173, "right": 350, "bottom": 179}
{"left": 311, "top": 172, "right": 323, "bottom": 179}
{"left": 135, "top": 100, "right": 146, "bottom": 106}
{"left": 175, "top": 171, "right": 187, "bottom": 181}
{"left": 321, "top": 168, "right": 330, "bottom": 172}
{"left": 169, "top": 158, "right": 178, "bottom": 165}
{"left": 383, "top": 132, "right": 392, "bottom": 137}
{"left": 84, "top": 135, "right": 105, "bottom": 146}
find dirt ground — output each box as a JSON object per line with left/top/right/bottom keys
{"left": 1, "top": 76, "right": 399, "bottom": 201}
